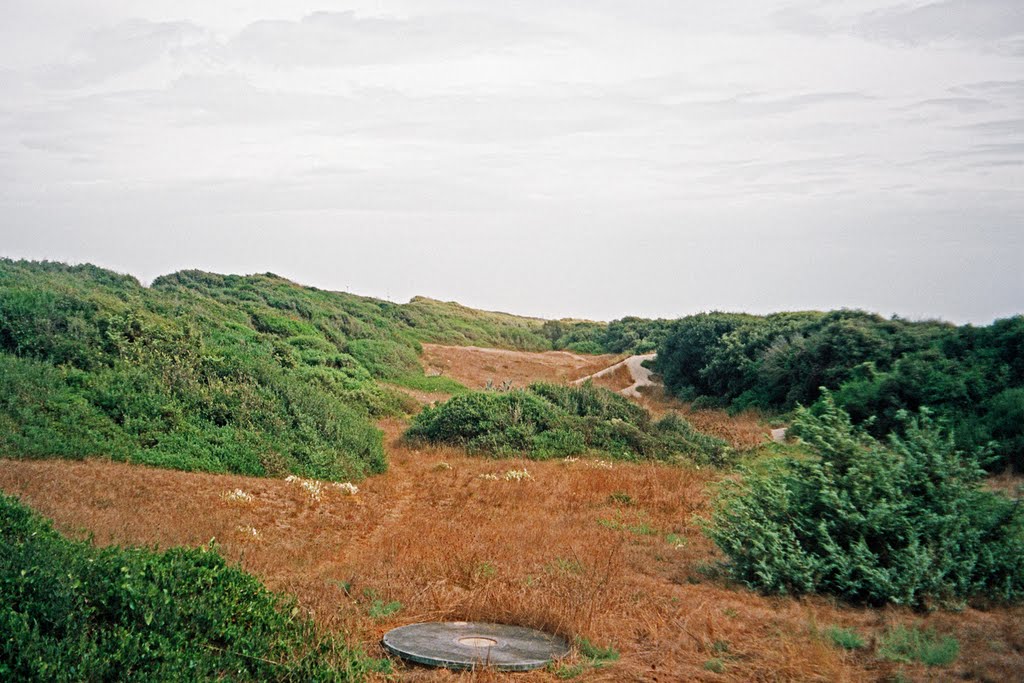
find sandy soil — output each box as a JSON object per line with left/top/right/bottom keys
{"left": 573, "top": 353, "right": 658, "bottom": 398}
{"left": 421, "top": 344, "right": 625, "bottom": 390}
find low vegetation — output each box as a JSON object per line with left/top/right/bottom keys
{"left": 541, "top": 316, "right": 673, "bottom": 354}
{"left": 0, "top": 493, "right": 387, "bottom": 681}
{"left": 656, "top": 310, "right": 1024, "bottom": 470}
{"left": 877, "top": 625, "right": 960, "bottom": 667}
{"left": 405, "top": 382, "right": 731, "bottom": 464}
{"left": 705, "top": 394, "right": 1024, "bottom": 606}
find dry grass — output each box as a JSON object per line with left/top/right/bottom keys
{"left": 636, "top": 388, "right": 771, "bottom": 451}
{"left": 421, "top": 344, "right": 624, "bottom": 390}
{"left": 985, "top": 471, "right": 1024, "bottom": 499}
{"left": 584, "top": 363, "right": 635, "bottom": 393}
{"left": 3, "top": 424, "right": 1022, "bottom": 682}
{"left": 2, "top": 347, "right": 1021, "bottom": 681}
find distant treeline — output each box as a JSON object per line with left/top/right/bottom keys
{"left": 542, "top": 317, "right": 673, "bottom": 355}
{"left": 654, "top": 310, "right": 1024, "bottom": 470}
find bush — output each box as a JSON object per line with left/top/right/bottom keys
{"left": 0, "top": 493, "right": 389, "bottom": 681}
{"left": 405, "top": 382, "right": 728, "bottom": 463}
{"left": 656, "top": 310, "right": 1024, "bottom": 470}
{"left": 704, "top": 393, "right": 1024, "bottom": 606}
{"left": 405, "top": 390, "right": 563, "bottom": 455}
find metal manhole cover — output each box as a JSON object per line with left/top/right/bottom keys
{"left": 382, "top": 621, "right": 571, "bottom": 671}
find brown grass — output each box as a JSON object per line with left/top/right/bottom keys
{"left": 421, "top": 344, "right": 625, "bottom": 390}
{"left": 2, "top": 347, "right": 1021, "bottom": 681}
{"left": 3, "top": 425, "right": 1021, "bottom": 682}
{"left": 636, "top": 388, "right": 771, "bottom": 451}
{"left": 585, "top": 363, "right": 635, "bottom": 393}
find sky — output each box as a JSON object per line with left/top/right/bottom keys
{"left": 1, "top": 1, "right": 1022, "bottom": 324}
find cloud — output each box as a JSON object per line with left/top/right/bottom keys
{"left": 775, "top": 0, "right": 1024, "bottom": 51}
{"left": 36, "top": 18, "right": 209, "bottom": 89}
{"left": 951, "top": 118, "right": 1024, "bottom": 136}
{"left": 230, "top": 10, "right": 557, "bottom": 67}
{"left": 909, "top": 97, "right": 1000, "bottom": 113}
{"left": 855, "top": 0, "right": 1024, "bottom": 46}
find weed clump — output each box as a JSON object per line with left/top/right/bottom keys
{"left": 826, "top": 626, "right": 866, "bottom": 651}
{"left": 878, "top": 625, "right": 959, "bottom": 667}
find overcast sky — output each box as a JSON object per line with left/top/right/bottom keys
{"left": 1, "top": 1, "right": 1021, "bottom": 323}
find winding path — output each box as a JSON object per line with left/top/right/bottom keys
{"left": 572, "top": 353, "right": 658, "bottom": 398}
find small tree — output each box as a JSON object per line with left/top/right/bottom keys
{"left": 704, "top": 392, "right": 1023, "bottom": 606}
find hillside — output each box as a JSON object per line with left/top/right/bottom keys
{"left": 0, "top": 260, "right": 586, "bottom": 481}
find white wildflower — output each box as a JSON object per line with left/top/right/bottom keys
{"left": 237, "top": 525, "right": 262, "bottom": 540}
{"left": 222, "top": 489, "right": 253, "bottom": 503}
{"left": 503, "top": 468, "right": 533, "bottom": 482}
{"left": 478, "top": 473, "right": 500, "bottom": 481}
{"left": 300, "top": 479, "right": 323, "bottom": 500}
{"left": 284, "top": 475, "right": 325, "bottom": 501}
{"left": 562, "top": 457, "right": 580, "bottom": 464}
{"left": 333, "top": 482, "right": 359, "bottom": 495}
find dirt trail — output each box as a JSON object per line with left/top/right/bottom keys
{"left": 572, "top": 353, "right": 658, "bottom": 398}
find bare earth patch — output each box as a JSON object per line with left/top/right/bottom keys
{"left": 421, "top": 344, "right": 624, "bottom": 390}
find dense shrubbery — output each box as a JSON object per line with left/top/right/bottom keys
{"left": 656, "top": 310, "right": 1024, "bottom": 470}
{"left": 0, "top": 262, "right": 411, "bottom": 479}
{"left": 705, "top": 395, "right": 1024, "bottom": 606}
{"left": 0, "top": 493, "right": 388, "bottom": 681}
{"left": 542, "top": 317, "right": 672, "bottom": 354}
{"left": 405, "top": 382, "right": 730, "bottom": 464}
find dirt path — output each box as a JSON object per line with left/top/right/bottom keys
{"left": 572, "top": 353, "right": 658, "bottom": 398}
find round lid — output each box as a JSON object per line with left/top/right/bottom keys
{"left": 382, "top": 621, "right": 571, "bottom": 671}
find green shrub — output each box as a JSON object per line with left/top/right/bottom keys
{"left": 656, "top": 310, "right": 1024, "bottom": 471}
{"left": 826, "top": 626, "right": 866, "bottom": 650}
{"left": 704, "top": 393, "right": 1024, "bottom": 606}
{"left": 575, "top": 637, "right": 619, "bottom": 664}
{"left": 878, "top": 625, "right": 959, "bottom": 666}
{"left": 345, "top": 339, "right": 420, "bottom": 380}
{"left": 0, "top": 493, "right": 389, "bottom": 681}
{"left": 405, "top": 383, "right": 727, "bottom": 463}
{"left": 389, "top": 373, "right": 468, "bottom": 395}
{"left": 703, "top": 658, "right": 726, "bottom": 673}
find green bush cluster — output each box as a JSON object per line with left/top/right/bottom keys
{"left": 705, "top": 394, "right": 1024, "bottom": 606}
{"left": 656, "top": 310, "right": 1024, "bottom": 470}
{"left": 0, "top": 262, "right": 420, "bottom": 480}
{"left": 405, "top": 382, "right": 730, "bottom": 464}
{"left": 541, "top": 317, "right": 673, "bottom": 354}
{"left": 0, "top": 493, "right": 388, "bottom": 681}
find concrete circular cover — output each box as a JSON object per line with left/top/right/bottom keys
{"left": 382, "top": 621, "right": 571, "bottom": 671}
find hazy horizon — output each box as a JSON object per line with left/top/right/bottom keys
{"left": 3, "top": 252, "right": 1019, "bottom": 326}
{"left": 2, "top": 1, "right": 1022, "bottom": 324}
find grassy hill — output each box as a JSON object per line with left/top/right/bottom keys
{"left": 0, "top": 260, "right": 581, "bottom": 481}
